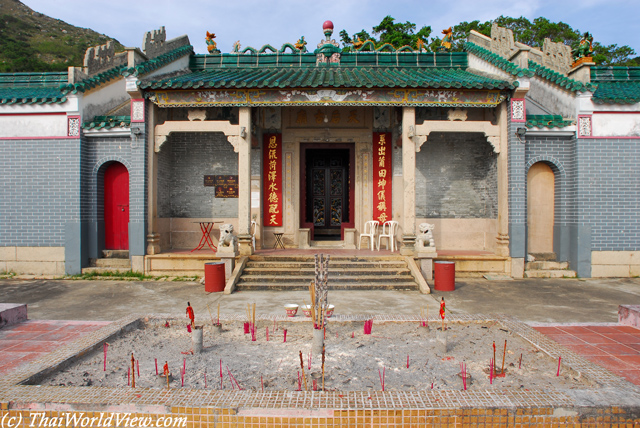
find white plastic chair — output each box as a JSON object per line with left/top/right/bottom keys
{"left": 358, "top": 220, "right": 379, "bottom": 250}
{"left": 250, "top": 220, "right": 257, "bottom": 251}
{"left": 378, "top": 220, "right": 399, "bottom": 252}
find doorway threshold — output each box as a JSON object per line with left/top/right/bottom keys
{"left": 310, "top": 240, "right": 345, "bottom": 249}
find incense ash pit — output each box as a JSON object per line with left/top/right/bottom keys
{"left": 39, "top": 319, "right": 595, "bottom": 392}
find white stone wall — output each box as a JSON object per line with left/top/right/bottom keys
{"left": 591, "top": 251, "right": 640, "bottom": 277}
{"left": 0, "top": 247, "right": 65, "bottom": 275}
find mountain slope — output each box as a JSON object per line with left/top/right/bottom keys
{"left": 0, "top": 0, "right": 123, "bottom": 72}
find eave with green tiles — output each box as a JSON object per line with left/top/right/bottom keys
{"left": 0, "top": 72, "right": 68, "bottom": 105}
{"left": 140, "top": 51, "right": 517, "bottom": 108}
{"left": 526, "top": 114, "right": 575, "bottom": 129}
{"left": 82, "top": 115, "right": 131, "bottom": 130}
{"left": 591, "top": 66, "right": 640, "bottom": 104}
{"left": 122, "top": 44, "right": 194, "bottom": 77}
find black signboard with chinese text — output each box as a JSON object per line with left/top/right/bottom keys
{"left": 213, "top": 175, "right": 238, "bottom": 198}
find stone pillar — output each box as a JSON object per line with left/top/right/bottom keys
{"left": 495, "top": 102, "right": 510, "bottom": 258}
{"left": 146, "top": 103, "right": 161, "bottom": 255}
{"left": 237, "top": 107, "right": 254, "bottom": 255}
{"left": 400, "top": 107, "right": 417, "bottom": 256}
{"left": 217, "top": 243, "right": 239, "bottom": 280}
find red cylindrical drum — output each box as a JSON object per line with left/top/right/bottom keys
{"left": 204, "top": 262, "right": 225, "bottom": 292}
{"left": 434, "top": 261, "right": 455, "bottom": 291}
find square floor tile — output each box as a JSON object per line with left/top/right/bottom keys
{"left": 585, "top": 355, "right": 634, "bottom": 371}
{"left": 546, "top": 334, "right": 586, "bottom": 345}
{"left": 565, "top": 344, "right": 609, "bottom": 356}
{"left": 574, "top": 334, "right": 619, "bottom": 345}
{"left": 616, "top": 355, "right": 640, "bottom": 367}
{"left": 599, "top": 343, "right": 639, "bottom": 357}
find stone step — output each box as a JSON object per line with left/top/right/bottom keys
{"left": 243, "top": 265, "right": 410, "bottom": 278}
{"left": 248, "top": 256, "right": 405, "bottom": 262}
{"left": 243, "top": 264, "right": 408, "bottom": 271}
{"left": 237, "top": 273, "right": 414, "bottom": 283}
{"left": 529, "top": 252, "right": 557, "bottom": 262}
{"left": 101, "top": 250, "right": 129, "bottom": 259}
{"left": 81, "top": 267, "right": 132, "bottom": 275}
{"left": 525, "top": 261, "right": 569, "bottom": 270}
{"left": 90, "top": 258, "right": 131, "bottom": 268}
{"left": 524, "top": 269, "right": 577, "bottom": 278}
{"left": 234, "top": 281, "right": 419, "bottom": 291}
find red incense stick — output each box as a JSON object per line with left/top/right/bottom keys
{"left": 103, "top": 343, "right": 108, "bottom": 371}
{"left": 137, "top": 359, "right": 140, "bottom": 377}
{"left": 283, "top": 329, "right": 287, "bottom": 342}
{"left": 266, "top": 327, "right": 269, "bottom": 341}
{"left": 261, "top": 375, "right": 264, "bottom": 392}
{"left": 407, "top": 355, "right": 410, "bottom": 369}
{"left": 155, "top": 358, "right": 158, "bottom": 375}
{"left": 220, "top": 359, "right": 223, "bottom": 389}
{"left": 557, "top": 356, "right": 562, "bottom": 376}
{"left": 127, "top": 367, "right": 130, "bottom": 386}
{"left": 227, "top": 366, "right": 241, "bottom": 389}
{"left": 519, "top": 353, "right": 522, "bottom": 369}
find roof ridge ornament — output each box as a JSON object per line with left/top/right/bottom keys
{"left": 314, "top": 21, "right": 341, "bottom": 64}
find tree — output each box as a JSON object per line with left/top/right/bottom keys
{"left": 339, "top": 16, "right": 431, "bottom": 50}
{"left": 340, "top": 15, "right": 637, "bottom": 65}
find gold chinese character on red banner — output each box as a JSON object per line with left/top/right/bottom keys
{"left": 263, "top": 134, "right": 283, "bottom": 226}
{"left": 372, "top": 132, "right": 392, "bottom": 224}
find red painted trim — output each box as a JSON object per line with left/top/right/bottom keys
{"left": 130, "top": 99, "right": 145, "bottom": 123}
{"left": 592, "top": 111, "right": 640, "bottom": 114}
{"left": 0, "top": 136, "right": 79, "bottom": 140}
{"left": 0, "top": 112, "right": 67, "bottom": 116}
{"left": 583, "top": 136, "right": 640, "bottom": 139}
{"left": 511, "top": 98, "right": 526, "bottom": 123}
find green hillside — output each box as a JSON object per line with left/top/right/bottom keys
{"left": 0, "top": 0, "right": 123, "bottom": 72}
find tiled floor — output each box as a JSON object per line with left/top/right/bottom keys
{"left": 0, "top": 320, "right": 110, "bottom": 374}
{"left": 534, "top": 324, "right": 640, "bottom": 385}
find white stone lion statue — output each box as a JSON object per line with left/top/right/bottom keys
{"left": 219, "top": 224, "right": 236, "bottom": 247}
{"left": 415, "top": 223, "right": 435, "bottom": 248}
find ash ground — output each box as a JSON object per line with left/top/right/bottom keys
{"left": 42, "top": 320, "right": 593, "bottom": 392}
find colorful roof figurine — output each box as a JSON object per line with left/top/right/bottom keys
{"left": 591, "top": 66, "right": 640, "bottom": 104}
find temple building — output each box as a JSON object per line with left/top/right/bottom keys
{"left": 1, "top": 22, "right": 639, "bottom": 283}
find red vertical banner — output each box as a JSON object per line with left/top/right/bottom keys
{"left": 263, "top": 134, "right": 283, "bottom": 227}
{"left": 372, "top": 132, "right": 392, "bottom": 224}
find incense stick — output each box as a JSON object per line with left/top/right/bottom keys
{"left": 321, "top": 345, "right": 325, "bottom": 392}
{"left": 299, "top": 351, "right": 308, "bottom": 391}
{"left": 501, "top": 339, "right": 507, "bottom": 375}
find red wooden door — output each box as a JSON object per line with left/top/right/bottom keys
{"left": 104, "top": 162, "right": 129, "bottom": 250}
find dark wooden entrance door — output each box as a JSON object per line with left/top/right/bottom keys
{"left": 104, "top": 162, "right": 129, "bottom": 250}
{"left": 306, "top": 149, "right": 349, "bottom": 239}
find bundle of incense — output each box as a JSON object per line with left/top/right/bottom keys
{"left": 557, "top": 356, "right": 562, "bottom": 376}
{"left": 299, "top": 351, "right": 308, "bottom": 391}
{"left": 103, "top": 343, "right": 108, "bottom": 371}
{"left": 489, "top": 358, "right": 494, "bottom": 384}
{"left": 460, "top": 362, "right": 467, "bottom": 390}
{"left": 321, "top": 345, "right": 326, "bottom": 392}
{"left": 227, "top": 366, "right": 242, "bottom": 389}
{"left": 364, "top": 319, "right": 373, "bottom": 334}
{"left": 131, "top": 353, "right": 136, "bottom": 388}
{"left": 244, "top": 322, "right": 250, "bottom": 334}
{"left": 207, "top": 304, "right": 215, "bottom": 326}
{"left": 519, "top": 353, "right": 523, "bottom": 369}
{"left": 378, "top": 367, "right": 385, "bottom": 391}
{"left": 251, "top": 324, "right": 256, "bottom": 341}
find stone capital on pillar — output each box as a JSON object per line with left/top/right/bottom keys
{"left": 237, "top": 234, "right": 254, "bottom": 256}
{"left": 146, "top": 233, "right": 161, "bottom": 255}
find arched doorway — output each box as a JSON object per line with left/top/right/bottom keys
{"left": 104, "top": 162, "right": 129, "bottom": 250}
{"left": 527, "top": 162, "right": 554, "bottom": 255}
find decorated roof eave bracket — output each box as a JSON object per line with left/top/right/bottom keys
{"left": 145, "top": 88, "right": 509, "bottom": 108}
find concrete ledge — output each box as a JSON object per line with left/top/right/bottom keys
{"left": 619, "top": 305, "right": 640, "bottom": 328}
{"left": 0, "top": 303, "right": 27, "bottom": 328}
{"left": 224, "top": 256, "right": 248, "bottom": 294}
{"left": 1, "top": 247, "right": 66, "bottom": 275}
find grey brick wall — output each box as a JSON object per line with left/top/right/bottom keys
{"left": 158, "top": 132, "right": 239, "bottom": 218}
{"left": 415, "top": 132, "right": 497, "bottom": 218}
{"left": 0, "top": 138, "right": 80, "bottom": 246}
{"left": 577, "top": 138, "right": 640, "bottom": 251}
{"left": 508, "top": 108, "right": 526, "bottom": 258}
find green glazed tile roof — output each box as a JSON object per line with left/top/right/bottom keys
{"left": 0, "top": 72, "right": 68, "bottom": 104}
{"left": 61, "top": 65, "right": 128, "bottom": 94}
{"left": 526, "top": 114, "right": 574, "bottom": 129}
{"left": 464, "top": 42, "right": 534, "bottom": 77}
{"left": 122, "top": 45, "right": 193, "bottom": 77}
{"left": 591, "top": 66, "right": 640, "bottom": 104}
{"left": 82, "top": 115, "right": 131, "bottom": 130}
{"left": 527, "top": 60, "right": 597, "bottom": 93}
{"left": 140, "top": 67, "right": 516, "bottom": 90}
